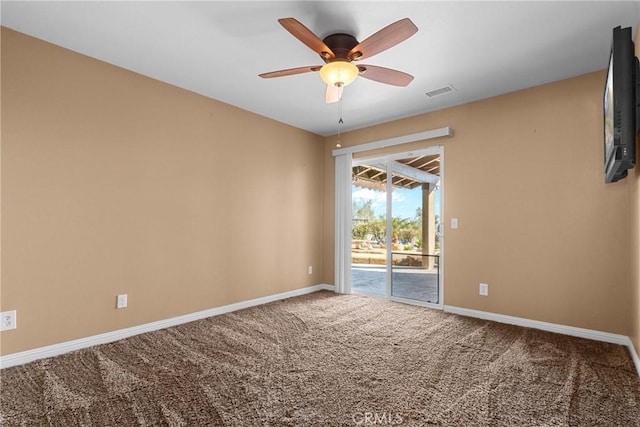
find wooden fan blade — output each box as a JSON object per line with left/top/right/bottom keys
{"left": 357, "top": 65, "right": 414, "bottom": 86}
{"left": 278, "top": 17, "right": 335, "bottom": 60}
{"left": 349, "top": 18, "right": 418, "bottom": 61}
{"left": 325, "top": 84, "right": 344, "bottom": 104}
{"left": 259, "top": 65, "right": 321, "bottom": 79}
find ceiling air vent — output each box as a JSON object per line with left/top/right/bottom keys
{"left": 425, "top": 85, "right": 455, "bottom": 98}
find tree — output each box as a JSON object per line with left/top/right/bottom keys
{"left": 368, "top": 217, "right": 386, "bottom": 243}
{"left": 352, "top": 199, "right": 375, "bottom": 221}
{"left": 352, "top": 222, "right": 369, "bottom": 240}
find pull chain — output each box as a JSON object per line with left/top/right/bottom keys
{"left": 336, "top": 96, "right": 344, "bottom": 148}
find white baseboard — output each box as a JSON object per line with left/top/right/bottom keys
{"left": 444, "top": 305, "right": 640, "bottom": 377}
{"left": 629, "top": 339, "right": 640, "bottom": 377}
{"left": 0, "top": 284, "right": 335, "bottom": 369}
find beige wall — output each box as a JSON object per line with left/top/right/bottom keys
{"left": 630, "top": 29, "right": 640, "bottom": 358}
{"left": 0, "top": 28, "right": 325, "bottom": 355}
{"left": 2, "top": 24, "right": 638, "bottom": 357}
{"left": 323, "top": 71, "right": 633, "bottom": 336}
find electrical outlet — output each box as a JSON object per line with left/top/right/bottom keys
{"left": 479, "top": 283, "right": 489, "bottom": 296}
{"left": 308, "top": 265, "right": 313, "bottom": 275}
{"left": 116, "top": 294, "right": 128, "bottom": 309}
{"left": 1, "top": 310, "right": 17, "bottom": 331}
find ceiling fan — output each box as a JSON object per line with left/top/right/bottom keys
{"left": 259, "top": 17, "right": 418, "bottom": 103}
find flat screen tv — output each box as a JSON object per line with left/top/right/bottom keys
{"left": 604, "top": 26, "right": 639, "bottom": 184}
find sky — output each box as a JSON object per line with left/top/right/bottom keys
{"left": 352, "top": 185, "right": 440, "bottom": 220}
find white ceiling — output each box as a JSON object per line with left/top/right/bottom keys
{"left": 2, "top": 1, "right": 639, "bottom": 136}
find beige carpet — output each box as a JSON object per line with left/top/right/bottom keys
{"left": 1, "top": 291, "right": 639, "bottom": 426}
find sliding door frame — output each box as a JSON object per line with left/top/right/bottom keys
{"left": 333, "top": 127, "right": 451, "bottom": 309}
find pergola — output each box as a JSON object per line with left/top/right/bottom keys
{"left": 352, "top": 153, "right": 440, "bottom": 190}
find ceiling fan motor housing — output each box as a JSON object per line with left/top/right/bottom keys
{"left": 322, "top": 33, "right": 360, "bottom": 62}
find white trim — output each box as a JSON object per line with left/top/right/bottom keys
{"left": 444, "top": 305, "right": 640, "bottom": 377}
{"left": 385, "top": 160, "right": 393, "bottom": 297}
{"left": 0, "top": 284, "right": 334, "bottom": 369}
{"left": 627, "top": 338, "right": 640, "bottom": 375}
{"left": 332, "top": 127, "right": 452, "bottom": 157}
{"left": 438, "top": 146, "right": 445, "bottom": 306}
{"left": 334, "top": 153, "right": 353, "bottom": 294}
{"left": 629, "top": 340, "right": 640, "bottom": 376}
{"left": 444, "top": 305, "right": 629, "bottom": 344}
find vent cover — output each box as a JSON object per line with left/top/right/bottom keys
{"left": 426, "top": 85, "right": 455, "bottom": 98}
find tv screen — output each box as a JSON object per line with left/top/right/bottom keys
{"left": 604, "top": 26, "right": 638, "bottom": 184}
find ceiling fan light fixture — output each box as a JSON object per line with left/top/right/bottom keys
{"left": 319, "top": 61, "right": 359, "bottom": 87}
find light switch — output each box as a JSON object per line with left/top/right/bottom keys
{"left": 451, "top": 218, "right": 459, "bottom": 229}
{"left": 116, "top": 294, "right": 128, "bottom": 309}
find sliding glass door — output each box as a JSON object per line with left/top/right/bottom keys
{"left": 351, "top": 147, "right": 442, "bottom": 306}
